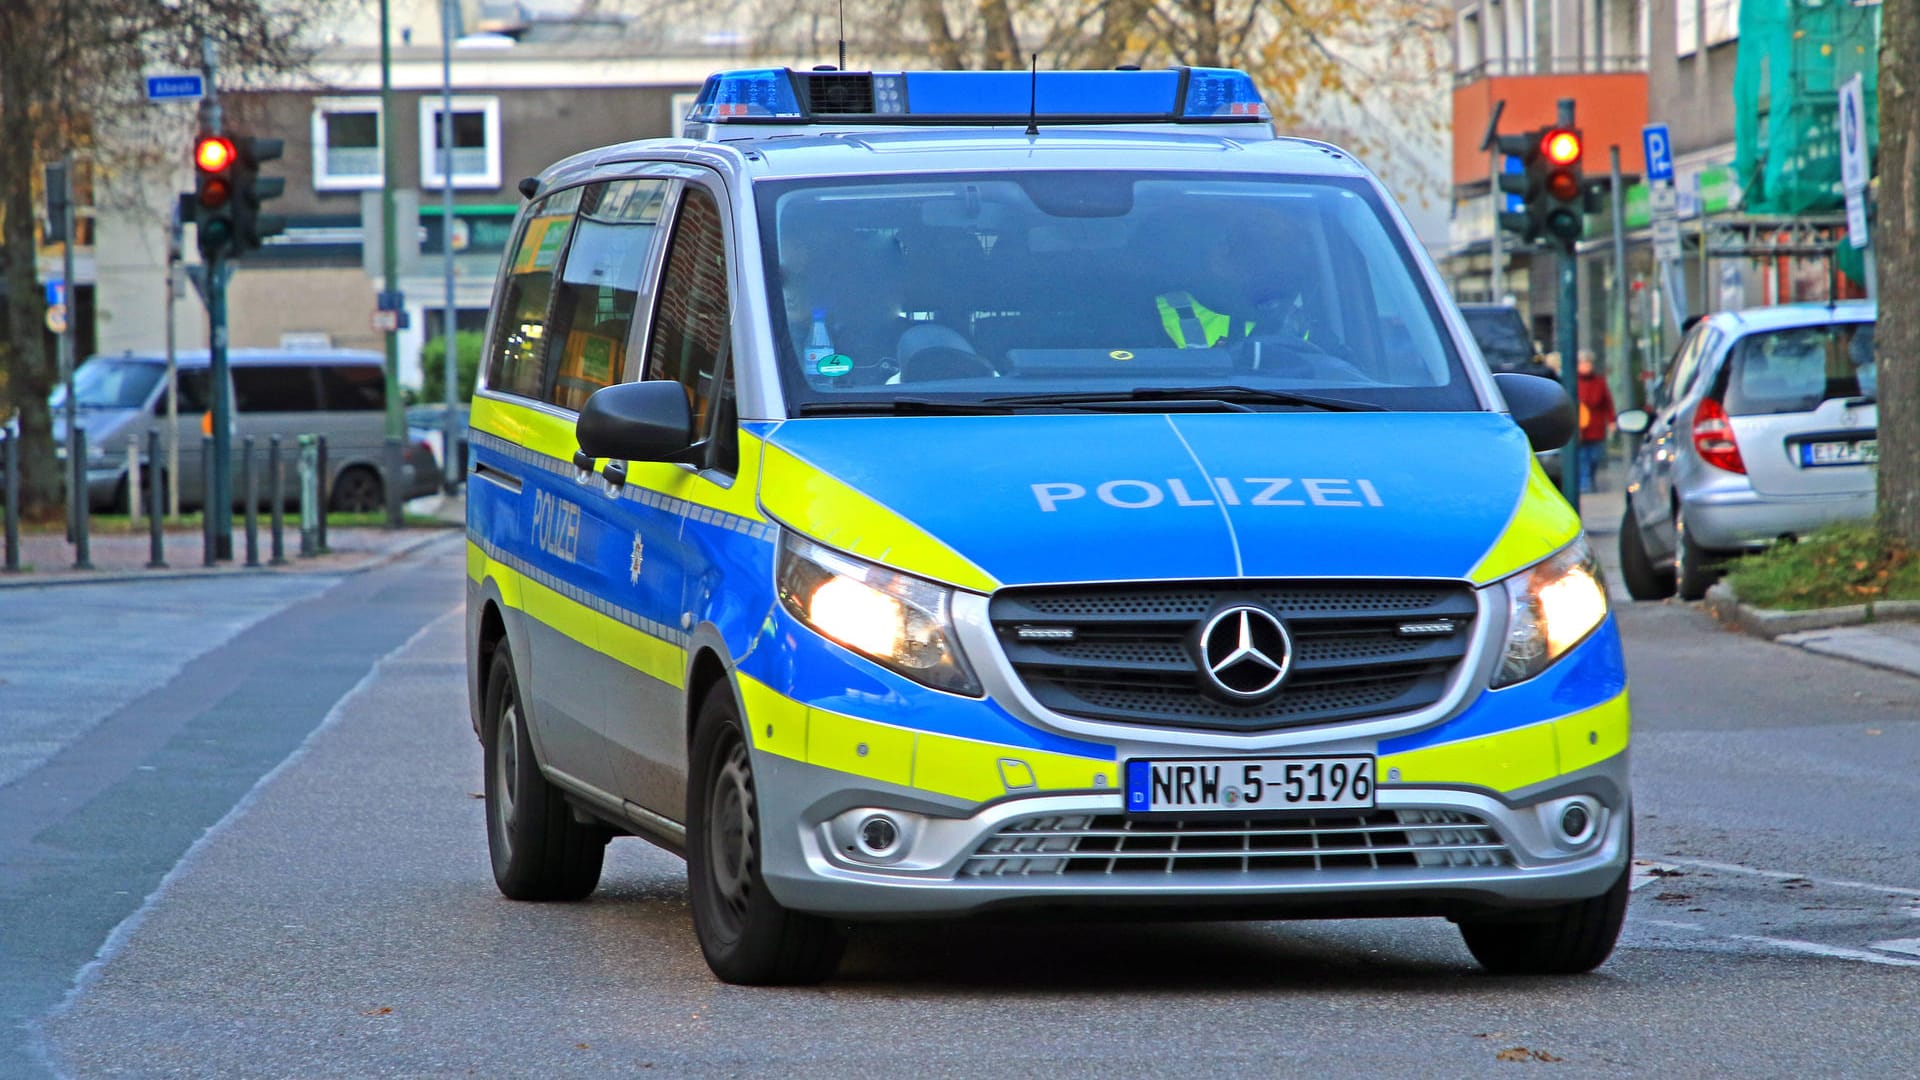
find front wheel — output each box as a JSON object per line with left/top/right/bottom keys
{"left": 482, "top": 641, "right": 607, "bottom": 901}
{"left": 1458, "top": 860, "right": 1629, "bottom": 975}
{"left": 687, "top": 690, "right": 845, "bottom": 985}
{"left": 1619, "top": 501, "right": 1677, "bottom": 601}
{"left": 329, "top": 465, "right": 384, "bottom": 513}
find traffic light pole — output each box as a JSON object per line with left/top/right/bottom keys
{"left": 380, "top": 0, "right": 406, "bottom": 530}
{"left": 201, "top": 37, "right": 234, "bottom": 559}
{"left": 1556, "top": 243, "right": 1580, "bottom": 513}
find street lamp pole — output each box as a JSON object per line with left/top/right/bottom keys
{"left": 379, "top": 0, "right": 404, "bottom": 528}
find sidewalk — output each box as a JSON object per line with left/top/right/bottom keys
{"left": 1, "top": 494, "right": 466, "bottom": 586}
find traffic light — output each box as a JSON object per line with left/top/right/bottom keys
{"left": 193, "top": 134, "right": 236, "bottom": 261}
{"left": 231, "top": 135, "right": 286, "bottom": 255}
{"left": 1537, "top": 126, "right": 1585, "bottom": 245}
{"left": 1494, "top": 129, "right": 1542, "bottom": 243}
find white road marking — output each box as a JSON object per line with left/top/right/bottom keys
{"left": 1871, "top": 939, "right": 1920, "bottom": 959}
{"left": 1725, "top": 935, "right": 1920, "bottom": 968}
{"left": 1630, "top": 860, "right": 1684, "bottom": 891}
{"left": 1655, "top": 856, "right": 1920, "bottom": 899}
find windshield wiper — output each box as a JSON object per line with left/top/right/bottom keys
{"left": 793, "top": 397, "right": 1018, "bottom": 417}
{"left": 984, "top": 385, "right": 1385, "bottom": 412}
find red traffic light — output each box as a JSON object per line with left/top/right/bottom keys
{"left": 1542, "top": 129, "right": 1581, "bottom": 166}
{"left": 194, "top": 136, "right": 236, "bottom": 173}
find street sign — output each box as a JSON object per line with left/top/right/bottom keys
{"left": 145, "top": 73, "right": 205, "bottom": 101}
{"left": 1642, "top": 124, "right": 1674, "bottom": 185}
{"left": 45, "top": 303, "right": 67, "bottom": 334}
{"left": 45, "top": 279, "right": 64, "bottom": 307}
{"left": 1839, "top": 74, "right": 1868, "bottom": 195}
{"left": 1847, "top": 197, "right": 1870, "bottom": 250}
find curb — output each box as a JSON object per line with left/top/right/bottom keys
{"left": 0, "top": 528, "right": 459, "bottom": 589}
{"left": 1704, "top": 582, "right": 1920, "bottom": 639}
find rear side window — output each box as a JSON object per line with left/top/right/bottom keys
{"left": 544, "top": 179, "right": 669, "bottom": 411}
{"left": 645, "top": 185, "right": 730, "bottom": 433}
{"left": 486, "top": 187, "right": 582, "bottom": 399}
{"left": 1719, "top": 322, "right": 1875, "bottom": 416}
{"left": 233, "top": 366, "right": 322, "bottom": 412}
{"left": 317, "top": 364, "right": 385, "bottom": 411}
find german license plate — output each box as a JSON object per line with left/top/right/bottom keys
{"left": 1801, "top": 439, "right": 1877, "bottom": 467}
{"left": 1125, "top": 756, "right": 1375, "bottom": 814}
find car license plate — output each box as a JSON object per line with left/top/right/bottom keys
{"left": 1801, "top": 439, "right": 1877, "bottom": 467}
{"left": 1125, "top": 756, "right": 1375, "bottom": 814}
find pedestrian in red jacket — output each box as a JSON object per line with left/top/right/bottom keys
{"left": 1576, "top": 350, "right": 1617, "bottom": 494}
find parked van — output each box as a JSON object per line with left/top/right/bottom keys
{"left": 54, "top": 348, "right": 439, "bottom": 512}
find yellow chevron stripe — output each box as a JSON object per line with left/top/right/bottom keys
{"left": 1467, "top": 457, "right": 1584, "bottom": 584}
{"left": 469, "top": 540, "right": 686, "bottom": 688}
{"left": 735, "top": 673, "right": 1114, "bottom": 800}
{"left": 1378, "top": 690, "right": 1629, "bottom": 794}
{"left": 758, "top": 442, "right": 998, "bottom": 594}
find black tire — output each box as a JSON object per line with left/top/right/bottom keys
{"left": 482, "top": 641, "right": 606, "bottom": 901}
{"left": 687, "top": 689, "right": 845, "bottom": 985}
{"left": 329, "top": 466, "right": 383, "bottom": 513}
{"left": 1459, "top": 857, "right": 1630, "bottom": 975}
{"left": 1618, "top": 502, "right": 1676, "bottom": 601}
{"left": 1674, "top": 512, "right": 1720, "bottom": 601}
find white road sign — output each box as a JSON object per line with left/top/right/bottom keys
{"left": 1839, "top": 74, "right": 1868, "bottom": 195}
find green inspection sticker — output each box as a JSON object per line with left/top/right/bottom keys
{"left": 816, "top": 353, "right": 854, "bottom": 377}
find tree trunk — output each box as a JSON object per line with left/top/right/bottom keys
{"left": 0, "top": 44, "right": 62, "bottom": 520}
{"left": 1086, "top": 0, "right": 1152, "bottom": 69}
{"left": 916, "top": 0, "right": 967, "bottom": 68}
{"left": 1186, "top": 0, "right": 1223, "bottom": 67}
{"left": 1879, "top": 0, "right": 1920, "bottom": 544}
{"left": 979, "top": 0, "right": 1022, "bottom": 70}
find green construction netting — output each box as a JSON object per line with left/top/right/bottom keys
{"left": 1733, "top": 0, "right": 1881, "bottom": 216}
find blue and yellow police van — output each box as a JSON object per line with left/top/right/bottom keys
{"left": 463, "top": 65, "right": 1630, "bottom": 984}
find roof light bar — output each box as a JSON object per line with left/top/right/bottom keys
{"left": 682, "top": 67, "right": 1272, "bottom": 127}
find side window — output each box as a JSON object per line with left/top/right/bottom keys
{"left": 485, "top": 187, "right": 582, "bottom": 399}
{"left": 1657, "top": 322, "right": 1709, "bottom": 407}
{"left": 317, "top": 364, "right": 386, "bottom": 411}
{"left": 544, "top": 179, "right": 669, "bottom": 411}
{"left": 233, "top": 366, "right": 322, "bottom": 413}
{"left": 154, "top": 370, "right": 212, "bottom": 415}
{"left": 645, "top": 185, "right": 731, "bottom": 436}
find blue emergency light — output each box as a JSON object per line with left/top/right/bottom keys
{"left": 683, "top": 67, "right": 1272, "bottom": 125}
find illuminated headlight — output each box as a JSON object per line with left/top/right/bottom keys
{"left": 776, "top": 532, "right": 982, "bottom": 696}
{"left": 1493, "top": 537, "right": 1609, "bottom": 687}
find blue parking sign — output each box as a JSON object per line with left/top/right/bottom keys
{"left": 1642, "top": 124, "right": 1674, "bottom": 184}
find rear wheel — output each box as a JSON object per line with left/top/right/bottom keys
{"left": 1674, "top": 512, "right": 1721, "bottom": 601}
{"left": 687, "top": 690, "right": 844, "bottom": 985}
{"left": 1459, "top": 834, "right": 1630, "bottom": 976}
{"left": 1618, "top": 501, "right": 1676, "bottom": 601}
{"left": 329, "top": 465, "right": 383, "bottom": 513}
{"left": 482, "top": 641, "right": 607, "bottom": 901}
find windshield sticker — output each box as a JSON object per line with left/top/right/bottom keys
{"left": 1032, "top": 478, "right": 1383, "bottom": 512}
{"left": 816, "top": 353, "right": 854, "bottom": 377}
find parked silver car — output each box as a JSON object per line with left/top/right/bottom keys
{"left": 1616, "top": 301, "right": 1877, "bottom": 600}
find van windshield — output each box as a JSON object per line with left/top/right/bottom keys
{"left": 755, "top": 171, "right": 1476, "bottom": 413}
{"left": 50, "top": 359, "right": 166, "bottom": 410}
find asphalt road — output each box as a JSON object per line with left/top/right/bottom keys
{"left": 9, "top": 536, "right": 1920, "bottom": 1077}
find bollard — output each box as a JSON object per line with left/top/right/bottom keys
{"left": 202, "top": 435, "right": 217, "bottom": 567}
{"left": 243, "top": 435, "right": 260, "bottom": 568}
{"left": 3, "top": 430, "right": 19, "bottom": 572}
{"left": 72, "top": 428, "right": 93, "bottom": 571}
{"left": 298, "top": 433, "right": 318, "bottom": 558}
{"left": 126, "top": 437, "right": 142, "bottom": 527}
{"left": 269, "top": 435, "right": 287, "bottom": 566}
{"left": 315, "top": 435, "right": 331, "bottom": 554}
{"left": 146, "top": 429, "right": 166, "bottom": 569}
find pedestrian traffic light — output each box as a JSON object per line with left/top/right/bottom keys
{"left": 231, "top": 135, "right": 287, "bottom": 256}
{"left": 193, "top": 134, "right": 237, "bottom": 261}
{"left": 1537, "top": 126, "right": 1585, "bottom": 245}
{"left": 1493, "top": 129, "right": 1543, "bottom": 243}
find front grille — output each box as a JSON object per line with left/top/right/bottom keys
{"left": 960, "top": 810, "right": 1508, "bottom": 877}
{"left": 990, "top": 582, "right": 1478, "bottom": 732}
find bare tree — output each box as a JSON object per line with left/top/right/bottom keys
{"left": 1879, "top": 0, "right": 1919, "bottom": 544}
{"left": 0, "top": 1, "right": 319, "bottom": 520}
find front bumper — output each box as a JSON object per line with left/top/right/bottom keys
{"left": 754, "top": 750, "right": 1629, "bottom": 920}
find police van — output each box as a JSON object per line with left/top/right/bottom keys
{"left": 464, "top": 66, "right": 1630, "bottom": 985}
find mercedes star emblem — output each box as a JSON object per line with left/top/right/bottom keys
{"left": 1197, "top": 605, "right": 1293, "bottom": 700}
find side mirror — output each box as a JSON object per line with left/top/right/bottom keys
{"left": 1493, "top": 371, "right": 1576, "bottom": 453}
{"left": 1615, "top": 408, "right": 1650, "bottom": 436}
{"left": 576, "top": 381, "right": 695, "bottom": 463}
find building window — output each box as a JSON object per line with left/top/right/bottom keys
{"left": 1676, "top": 0, "right": 1699, "bottom": 57}
{"left": 670, "top": 91, "right": 698, "bottom": 138}
{"left": 1704, "top": 0, "right": 1740, "bottom": 46}
{"left": 312, "top": 98, "right": 383, "bottom": 190}
{"left": 1457, "top": 7, "right": 1484, "bottom": 75}
{"left": 420, "top": 96, "right": 502, "bottom": 190}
